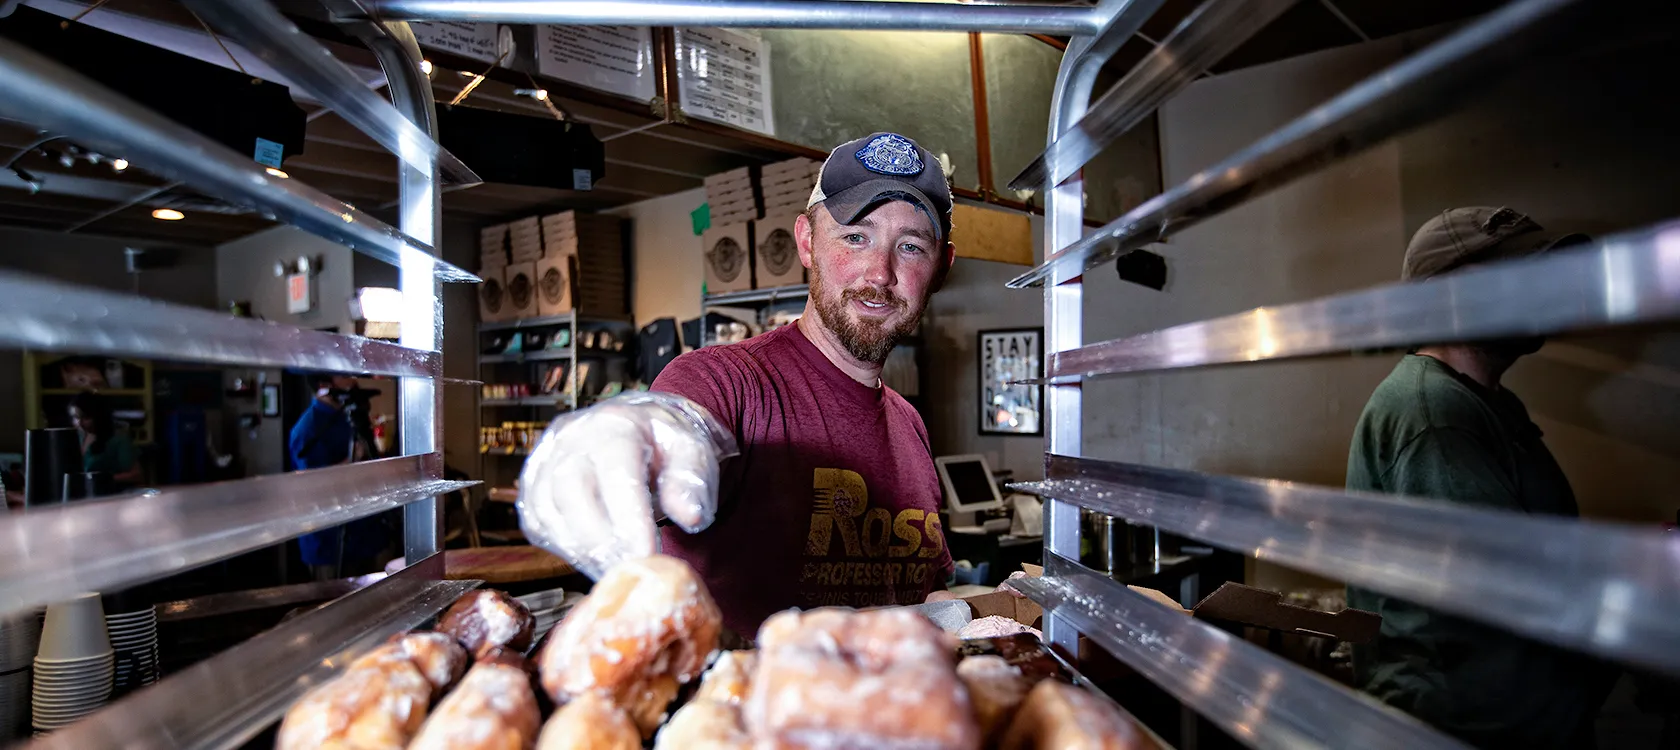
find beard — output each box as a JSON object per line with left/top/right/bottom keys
{"left": 809, "top": 264, "right": 924, "bottom": 364}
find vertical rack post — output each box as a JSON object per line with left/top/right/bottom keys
{"left": 1040, "top": 34, "right": 1095, "bottom": 656}
{"left": 369, "top": 22, "right": 447, "bottom": 565}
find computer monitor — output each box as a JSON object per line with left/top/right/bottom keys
{"left": 934, "top": 454, "right": 1004, "bottom": 514}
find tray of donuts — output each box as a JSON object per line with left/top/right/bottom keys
{"left": 275, "top": 554, "right": 1170, "bottom": 749}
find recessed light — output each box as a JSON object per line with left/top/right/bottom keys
{"left": 151, "top": 208, "right": 184, "bottom": 221}
{"left": 420, "top": 59, "right": 434, "bottom": 76}
{"left": 265, "top": 167, "right": 289, "bottom": 179}
{"left": 110, "top": 158, "right": 129, "bottom": 172}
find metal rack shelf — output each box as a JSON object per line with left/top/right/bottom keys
{"left": 480, "top": 349, "right": 574, "bottom": 364}
{"left": 0, "top": 454, "right": 473, "bottom": 619}
{"left": 703, "top": 284, "right": 809, "bottom": 306}
{"left": 31, "top": 564, "right": 477, "bottom": 750}
{"left": 481, "top": 397, "right": 569, "bottom": 408}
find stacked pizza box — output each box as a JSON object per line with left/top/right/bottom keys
{"left": 541, "top": 211, "right": 627, "bottom": 316}
{"left": 704, "top": 166, "right": 759, "bottom": 226}
{"left": 478, "top": 223, "right": 510, "bottom": 322}
{"left": 701, "top": 166, "right": 758, "bottom": 294}
{"left": 760, "top": 157, "right": 818, "bottom": 216}
{"left": 502, "top": 217, "right": 542, "bottom": 319}
{"left": 753, "top": 157, "right": 818, "bottom": 289}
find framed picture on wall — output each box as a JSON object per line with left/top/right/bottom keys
{"left": 978, "top": 327, "right": 1042, "bottom": 436}
{"left": 261, "top": 383, "right": 280, "bottom": 417}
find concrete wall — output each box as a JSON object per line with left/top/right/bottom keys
{"left": 0, "top": 226, "right": 218, "bottom": 452}
{"left": 215, "top": 226, "right": 356, "bottom": 475}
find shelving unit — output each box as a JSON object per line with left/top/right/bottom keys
{"left": 476, "top": 313, "right": 635, "bottom": 492}
{"left": 22, "top": 354, "right": 155, "bottom": 444}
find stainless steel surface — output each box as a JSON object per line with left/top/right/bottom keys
{"left": 1012, "top": 555, "right": 1470, "bottom": 750}
{"left": 0, "top": 269, "right": 440, "bottom": 377}
{"left": 0, "top": 454, "right": 476, "bottom": 619}
{"left": 0, "top": 37, "right": 477, "bottom": 283}
{"left": 29, "top": 566, "right": 478, "bottom": 750}
{"left": 1009, "top": 0, "right": 1590, "bottom": 288}
{"left": 183, "top": 0, "right": 480, "bottom": 188}
{"left": 1009, "top": 0, "right": 1298, "bottom": 191}
{"left": 374, "top": 19, "right": 450, "bottom": 567}
{"left": 366, "top": 0, "right": 1104, "bottom": 34}
{"left": 155, "top": 580, "right": 365, "bottom": 622}
{"left": 1017, "top": 455, "right": 1680, "bottom": 676}
{"left": 703, "top": 284, "right": 810, "bottom": 307}
{"left": 1041, "top": 220, "right": 1680, "bottom": 382}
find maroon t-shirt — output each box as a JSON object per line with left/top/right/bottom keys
{"left": 651, "top": 323, "right": 952, "bottom": 636}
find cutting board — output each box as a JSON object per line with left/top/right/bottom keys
{"left": 445, "top": 545, "right": 575, "bottom": 583}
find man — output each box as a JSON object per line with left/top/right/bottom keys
{"left": 1346, "top": 207, "right": 1616, "bottom": 748}
{"left": 519, "top": 132, "right": 956, "bottom": 635}
{"left": 290, "top": 373, "right": 385, "bottom": 578}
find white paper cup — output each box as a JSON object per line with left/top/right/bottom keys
{"left": 37, "top": 595, "right": 111, "bottom": 662}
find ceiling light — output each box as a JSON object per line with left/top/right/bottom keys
{"left": 110, "top": 158, "right": 129, "bottom": 172}
{"left": 515, "top": 88, "right": 549, "bottom": 101}
{"left": 151, "top": 208, "right": 184, "bottom": 221}
{"left": 265, "top": 167, "right": 289, "bottom": 179}
{"left": 420, "top": 59, "right": 434, "bottom": 76}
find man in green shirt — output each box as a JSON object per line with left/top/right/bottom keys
{"left": 1346, "top": 207, "right": 1616, "bottom": 748}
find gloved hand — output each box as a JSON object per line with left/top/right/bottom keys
{"left": 517, "top": 392, "right": 738, "bottom": 580}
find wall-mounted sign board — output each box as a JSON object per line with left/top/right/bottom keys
{"left": 675, "top": 28, "right": 774, "bottom": 136}
{"left": 534, "top": 25, "right": 657, "bottom": 103}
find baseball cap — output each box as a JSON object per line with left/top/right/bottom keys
{"left": 1401, "top": 206, "right": 1590, "bottom": 281}
{"left": 808, "top": 132, "right": 953, "bottom": 244}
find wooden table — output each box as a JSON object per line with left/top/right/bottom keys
{"left": 444, "top": 545, "right": 574, "bottom": 584}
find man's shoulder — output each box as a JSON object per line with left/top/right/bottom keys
{"left": 658, "top": 330, "right": 786, "bottom": 383}
{"left": 1361, "top": 355, "right": 1493, "bottom": 434}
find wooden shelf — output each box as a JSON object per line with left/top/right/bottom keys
{"left": 40, "top": 387, "right": 147, "bottom": 396}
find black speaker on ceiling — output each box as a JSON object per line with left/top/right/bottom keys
{"left": 0, "top": 7, "right": 306, "bottom": 166}
{"left": 435, "top": 105, "right": 605, "bottom": 192}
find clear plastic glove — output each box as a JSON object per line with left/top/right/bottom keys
{"left": 517, "top": 392, "right": 739, "bottom": 580}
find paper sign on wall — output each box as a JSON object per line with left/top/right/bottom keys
{"left": 411, "top": 22, "right": 509, "bottom": 65}
{"left": 675, "top": 28, "right": 774, "bottom": 136}
{"left": 535, "top": 25, "right": 656, "bottom": 102}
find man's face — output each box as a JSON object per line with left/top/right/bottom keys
{"left": 797, "top": 201, "right": 945, "bottom": 364}
{"left": 329, "top": 375, "right": 357, "bottom": 392}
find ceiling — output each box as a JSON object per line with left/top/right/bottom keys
{"left": 0, "top": 0, "right": 1508, "bottom": 247}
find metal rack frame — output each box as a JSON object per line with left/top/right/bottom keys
{"left": 0, "top": 2, "right": 479, "bottom": 745}
{"left": 3, "top": 0, "right": 1674, "bottom": 747}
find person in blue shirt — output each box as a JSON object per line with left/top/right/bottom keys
{"left": 289, "top": 373, "right": 387, "bottom": 578}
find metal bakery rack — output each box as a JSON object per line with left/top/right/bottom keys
{"left": 0, "top": 0, "right": 1673, "bottom": 748}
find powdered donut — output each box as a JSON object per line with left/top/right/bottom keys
{"left": 998, "top": 680, "right": 1158, "bottom": 750}
{"left": 537, "top": 555, "right": 722, "bottom": 738}
{"left": 277, "top": 656, "right": 432, "bottom": 750}
{"left": 745, "top": 607, "right": 980, "bottom": 750}
{"left": 407, "top": 649, "right": 541, "bottom": 750}
{"left": 957, "top": 655, "right": 1032, "bottom": 745}
{"left": 694, "top": 650, "right": 757, "bottom": 706}
{"left": 350, "top": 631, "right": 469, "bottom": 698}
{"left": 655, "top": 699, "right": 751, "bottom": 750}
{"left": 535, "top": 692, "right": 641, "bottom": 750}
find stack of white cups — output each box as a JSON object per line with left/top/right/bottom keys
{"left": 31, "top": 594, "right": 113, "bottom": 736}
{"left": 106, "top": 603, "right": 159, "bottom": 696}
{"left": 0, "top": 612, "right": 40, "bottom": 739}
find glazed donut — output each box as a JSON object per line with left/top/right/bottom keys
{"left": 535, "top": 692, "right": 641, "bottom": 750}
{"left": 693, "top": 650, "right": 757, "bottom": 706}
{"left": 655, "top": 700, "right": 750, "bottom": 750}
{"left": 998, "top": 680, "right": 1157, "bottom": 750}
{"left": 744, "top": 607, "right": 981, "bottom": 750}
{"left": 350, "top": 631, "right": 468, "bottom": 698}
{"left": 537, "top": 555, "right": 722, "bottom": 737}
{"left": 958, "top": 655, "right": 1032, "bottom": 744}
{"left": 407, "top": 649, "right": 541, "bottom": 750}
{"left": 438, "top": 589, "right": 536, "bottom": 659}
{"left": 277, "top": 656, "right": 431, "bottom": 750}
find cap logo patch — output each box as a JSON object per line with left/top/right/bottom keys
{"left": 855, "top": 133, "right": 923, "bottom": 176}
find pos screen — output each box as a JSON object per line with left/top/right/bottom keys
{"left": 935, "top": 455, "right": 1003, "bottom": 513}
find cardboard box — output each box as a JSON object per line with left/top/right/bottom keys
{"left": 703, "top": 166, "right": 752, "bottom": 190}
{"left": 477, "top": 266, "right": 508, "bottom": 322}
{"left": 752, "top": 212, "right": 805, "bottom": 288}
{"left": 535, "top": 254, "right": 572, "bottom": 315}
{"left": 701, "top": 222, "right": 754, "bottom": 294}
{"left": 762, "top": 157, "right": 816, "bottom": 177}
{"left": 708, "top": 184, "right": 758, "bottom": 206}
{"left": 503, "top": 262, "right": 539, "bottom": 319}
{"left": 480, "top": 224, "right": 509, "bottom": 268}
{"left": 714, "top": 208, "right": 761, "bottom": 226}
{"left": 764, "top": 179, "right": 814, "bottom": 202}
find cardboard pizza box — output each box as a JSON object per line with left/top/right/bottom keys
{"left": 702, "top": 221, "right": 754, "bottom": 294}
{"left": 752, "top": 212, "right": 805, "bottom": 288}
{"left": 477, "top": 266, "right": 509, "bottom": 322}
{"left": 535, "top": 254, "right": 572, "bottom": 315}
{"left": 503, "top": 261, "right": 539, "bottom": 319}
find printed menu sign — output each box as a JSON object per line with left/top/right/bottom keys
{"left": 674, "top": 28, "right": 774, "bottom": 136}
{"left": 535, "top": 26, "right": 656, "bottom": 102}
{"left": 411, "top": 22, "right": 505, "bottom": 65}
